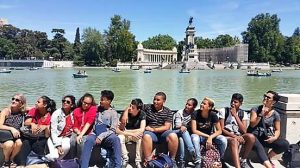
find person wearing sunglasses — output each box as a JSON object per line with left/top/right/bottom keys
{"left": 0, "top": 94, "right": 27, "bottom": 168}
{"left": 45, "top": 95, "right": 76, "bottom": 161}
{"left": 19, "top": 95, "right": 56, "bottom": 167}
{"left": 72, "top": 93, "right": 97, "bottom": 158}
{"left": 248, "top": 90, "right": 289, "bottom": 167}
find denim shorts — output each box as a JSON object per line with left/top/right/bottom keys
{"left": 144, "top": 130, "right": 174, "bottom": 143}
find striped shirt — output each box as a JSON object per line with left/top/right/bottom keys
{"left": 144, "top": 104, "right": 173, "bottom": 127}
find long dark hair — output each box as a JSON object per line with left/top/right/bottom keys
{"left": 63, "top": 95, "right": 76, "bottom": 111}
{"left": 40, "top": 95, "right": 56, "bottom": 114}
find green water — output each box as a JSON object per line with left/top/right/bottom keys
{"left": 0, "top": 68, "right": 299, "bottom": 111}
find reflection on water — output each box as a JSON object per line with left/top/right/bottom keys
{"left": 0, "top": 68, "right": 299, "bottom": 110}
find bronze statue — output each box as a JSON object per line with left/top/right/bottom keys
{"left": 189, "top": 17, "right": 193, "bottom": 25}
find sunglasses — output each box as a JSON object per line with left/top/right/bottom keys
{"left": 12, "top": 97, "right": 21, "bottom": 103}
{"left": 62, "top": 99, "right": 72, "bottom": 105}
{"left": 263, "top": 94, "right": 272, "bottom": 100}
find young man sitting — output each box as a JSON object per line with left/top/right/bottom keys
{"left": 218, "top": 93, "right": 255, "bottom": 168}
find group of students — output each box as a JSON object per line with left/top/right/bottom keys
{"left": 0, "top": 90, "right": 290, "bottom": 168}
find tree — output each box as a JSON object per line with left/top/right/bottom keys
{"left": 74, "top": 27, "right": 81, "bottom": 55}
{"left": 142, "top": 34, "right": 176, "bottom": 50}
{"left": 214, "top": 34, "right": 237, "bottom": 48}
{"left": 50, "top": 28, "right": 70, "bottom": 60}
{"left": 283, "top": 36, "right": 300, "bottom": 64}
{"left": 81, "top": 27, "right": 105, "bottom": 66}
{"left": 194, "top": 37, "right": 215, "bottom": 48}
{"left": 0, "top": 37, "right": 16, "bottom": 59}
{"left": 293, "top": 27, "right": 300, "bottom": 37}
{"left": 242, "top": 13, "right": 284, "bottom": 63}
{"left": 105, "top": 15, "right": 137, "bottom": 63}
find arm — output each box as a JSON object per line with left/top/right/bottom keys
{"left": 232, "top": 112, "right": 247, "bottom": 134}
{"left": 50, "top": 111, "right": 62, "bottom": 147}
{"left": 120, "top": 106, "right": 129, "bottom": 126}
{"left": 273, "top": 120, "right": 280, "bottom": 139}
{"left": 173, "top": 111, "right": 182, "bottom": 129}
{"left": 209, "top": 121, "right": 222, "bottom": 139}
{"left": 191, "top": 120, "right": 210, "bottom": 138}
{"left": 151, "top": 122, "right": 171, "bottom": 133}
{"left": 0, "top": 108, "right": 12, "bottom": 131}
{"left": 249, "top": 110, "right": 261, "bottom": 128}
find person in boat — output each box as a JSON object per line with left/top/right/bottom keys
{"left": 191, "top": 97, "right": 227, "bottom": 168}
{"left": 45, "top": 95, "right": 76, "bottom": 161}
{"left": 248, "top": 91, "right": 289, "bottom": 167}
{"left": 72, "top": 93, "right": 97, "bottom": 158}
{"left": 0, "top": 94, "right": 27, "bottom": 168}
{"left": 173, "top": 98, "right": 197, "bottom": 168}
{"left": 117, "top": 98, "right": 146, "bottom": 168}
{"left": 218, "top": 93, "right": 255, "bottom": 168}
{"left": 140, "top": 92, "right": 178, "bottom": 167}
{"left": 19, "top": 96, "right": 56, "bottom": 167}
{"left": 77, "top": 70, "right": 81, "bottom": 74}
{"left": 80, "top": 90, "right": 121, "bottom": 168}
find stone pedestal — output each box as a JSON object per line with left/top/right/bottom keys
{"left": 274, "top": 94, "right": 300, "bottom": 144}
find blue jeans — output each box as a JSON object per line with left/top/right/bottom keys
{"left": 191, "top": 134, "right": 227, "bottom": 163}
{"left": 80, "top": 134, "right": 121, "bottom": 168}
{"left": 144, "top": 130, "right": 173, "bottom": 143}
{"left": 175, "top": 130, "right": 195, "bottom": 161}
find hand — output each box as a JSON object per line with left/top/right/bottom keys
{"left": 39, "top": 125, "right": 49, "bottom": 132}
{"left": 96, "top": 138, "right": 102, "bottom": 145}
{"left": 236, "top": 136, "right": 245, "bottom": 144}
{"left": 230, "top": 106, "right": 238, "bottom": 117}
{"left": 31, "top": 123, "right": 40, "bottom": 134}
{"left": 76, "top": 135, "right": 83, "bottom": 144}
{"left": 264, "top": 136, "right": 276, "bottom": 144}
{"left": 206, "top": 137, "right": 213, "bottom": 149}
{"left": 145, "top": 126, "right": 154, "bottom": 132}
{"left": 57, "top": 146, "right": 64, "bottom": 155}
{"left": 180, "top": 126, "right": 187, "bottom": 133}
{"left": 11, "top": 128, "right": 20, "bottom": 138}
{"left": 131, "top": 132, "right": 144, "bottom": 139}
{"left": 261, "top": 106, "right": 270, "bottom": 116}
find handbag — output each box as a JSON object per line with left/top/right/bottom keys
{"left": 147, "top": 153, "right": 173, "bottom": 168}
{"left": 20, "top": 125, "right": 46, "bottom": 139}
{"left": 282, "top": 141, "right": 300, "bottom": 168}
{"left": 50, "top": 158, "right": 80, "bottom": 168}
{"left": 0, "top": 129, "right": 14, "bottom": 143}
{"left": 201, "top": 144, "right": 222, "bottom": 168}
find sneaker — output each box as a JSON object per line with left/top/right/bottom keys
{"left": 135, "top": 162, "right": 142, "bottom": 168}
{"left": 121, "top": 162, "right": 128, "bottom": 168}
{"left": 1, "top": 161, "right": 10, "bottom": 168}
{"left": 172, "top": 159, "right": 178, "bottom": 168}
{"left": 194, "top": 162, "right": 201, "bottom": 168}
{"left": 240, "top": 159, "right": 251, "bottom": 168}
{"left": 178, "top": 161, "right": 185, "bottom": 168}
{"left": 190, "top": 150, "right": 196, "bottom": 161}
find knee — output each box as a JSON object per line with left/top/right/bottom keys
{"left": 167, "top": 133, "right": 178, "bottom": 143}
{"left": 244, "top": 133, "right": 256, "bottom": 142}
{"left": 228, "top": 138, "right": 238, "bottom": 146}
{"left": 118, "top": 135, "right": 125, "bottom": 142}
{"left": 143, "top": 134, "right": 152, "bottom": 142}
{"left": 3, "top": 140, "right": 14, "bottom": 148}
{"left": 15, "top": 139, "right": 22, "bottom": 147}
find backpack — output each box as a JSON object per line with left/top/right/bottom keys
{"left": 201, "top": 144, "right": 222, "bottom": 168}
{"left": 282, "top": 141, "right": 300, "bottom": 168}
{"left": 147, "top": 153, "right": 173, "bottom": 168}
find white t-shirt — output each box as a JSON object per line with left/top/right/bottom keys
{"left": 218, "top": 107, "right": 249, "bottom": 125}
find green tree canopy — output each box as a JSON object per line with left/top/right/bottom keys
{"left": 81, "top": 27, "right": 105, "bottom": 66}
{"left": 142, "top": 34, "right": 177, "bottom": 50}
{"left": 242, "top": 13, "right": 284, "bottom": 63}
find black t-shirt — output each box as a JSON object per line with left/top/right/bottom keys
{"left": 191, "top": 109, "right": 219, "bottom": 135}
{"left": 123, "top": 110, "right": 146, "bottom": 130}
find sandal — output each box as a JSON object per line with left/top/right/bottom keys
{"left": 10, "top": 161, "right": 17, "bottom": 168}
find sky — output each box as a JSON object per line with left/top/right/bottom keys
{"left": 1, "top": 0, "right": 300, "bottom": 43}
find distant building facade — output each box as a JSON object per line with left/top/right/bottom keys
{"left": 181, "top": 17, "right": 248, "bottom": 69}
{"left": 137, "top": 43, "right": 177, "bottom": 63}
